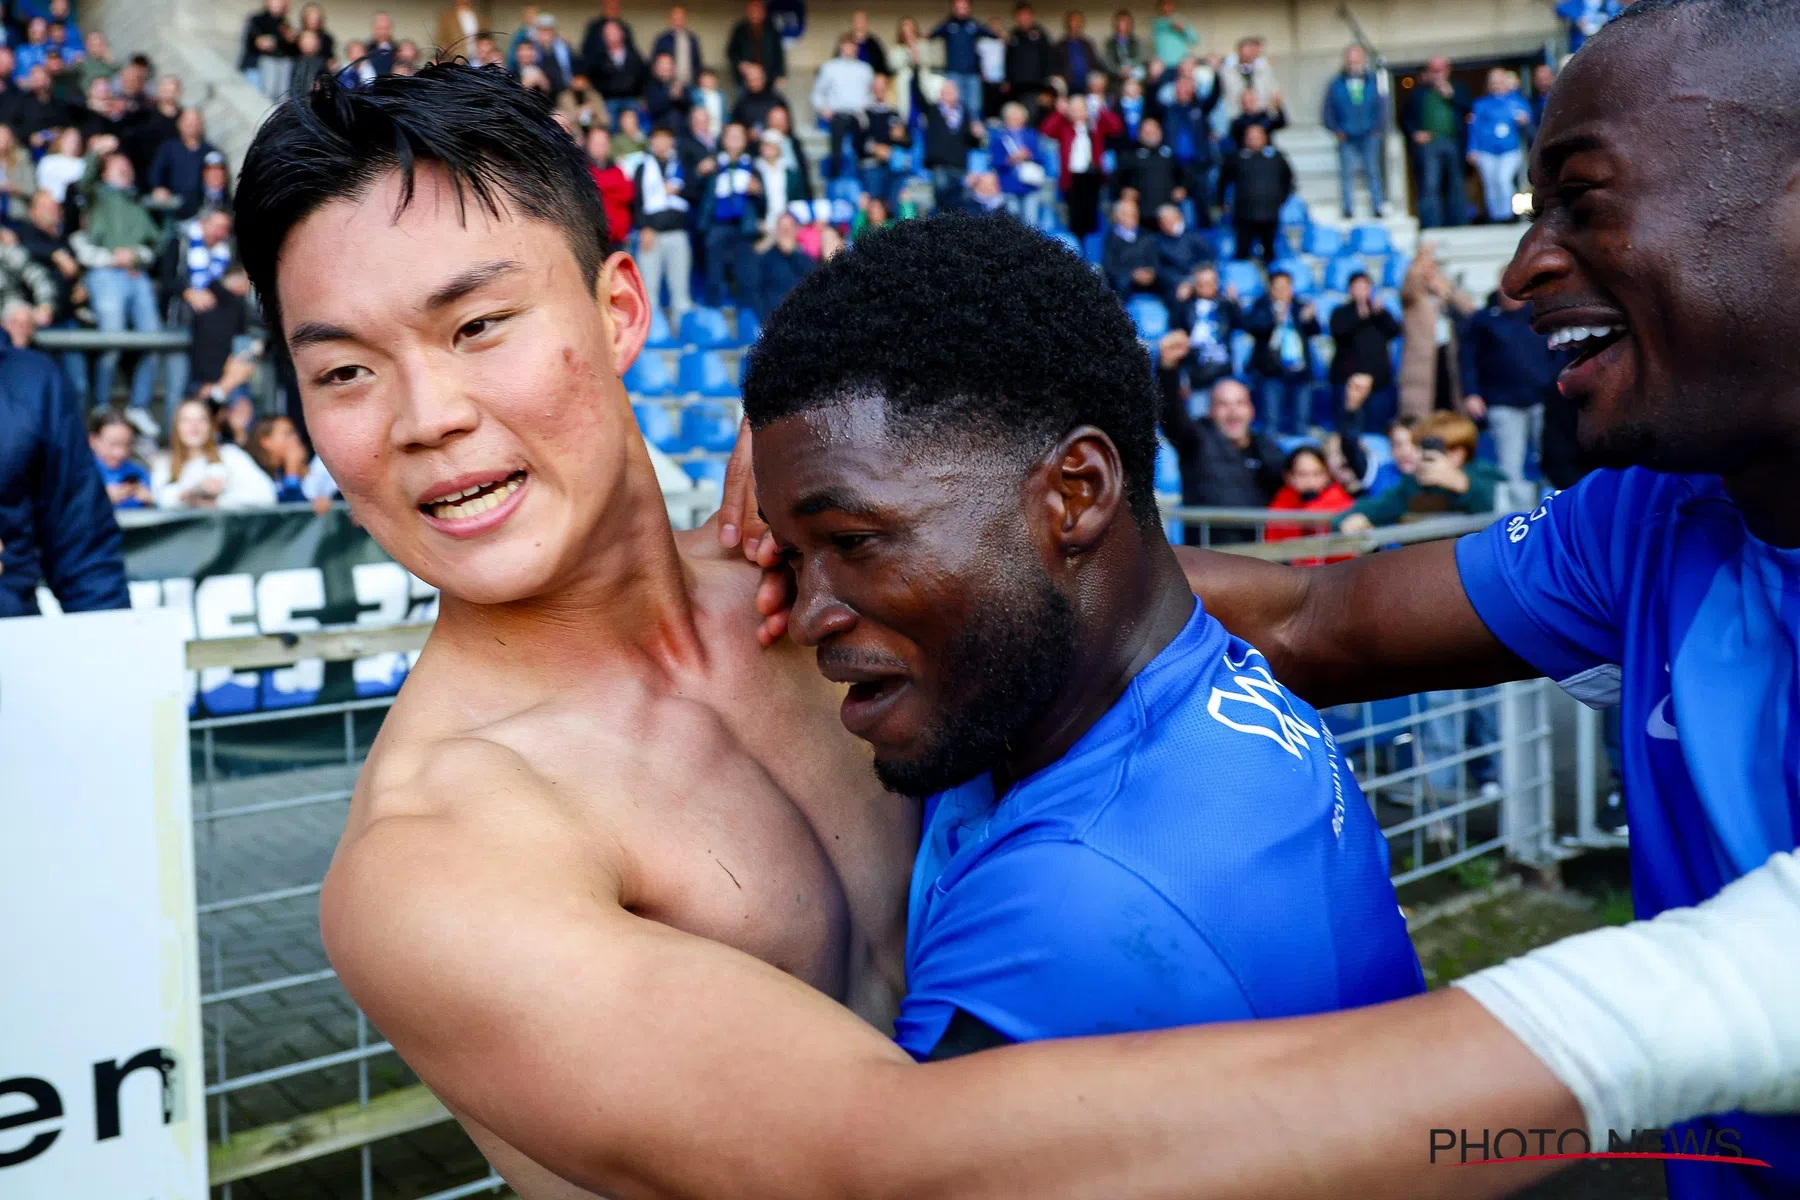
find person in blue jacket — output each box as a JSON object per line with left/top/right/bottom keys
{"left": 928, "top": 0, "right": 997, "bottom": 130}
{"left": 1321, "top": 43, "right": 1386, "bottom": 218}
{"left": 0, "top": 342, "right": 131, "bottom": 618}
{"left": 1466, "top": 67, "right": 1533, "bottom": 223}
{"left": 1557, "top": 0, "right": 1623, "bottom": 52}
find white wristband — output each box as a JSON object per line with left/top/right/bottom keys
{"left": 1454, "top": 849, "right": 1800, "bottom": 1142}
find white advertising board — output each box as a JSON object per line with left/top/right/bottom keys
{"left": 0, "top": 608, "right": 205, "bottom": 1200}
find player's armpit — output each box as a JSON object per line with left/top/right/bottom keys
{"left": 1175, "top": 539, "right": 1535, "bottom": 708}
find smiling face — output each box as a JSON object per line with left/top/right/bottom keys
{"left": 755, "top": 394, "right": 1077, "bottom": 797}
{"left": 1503, "top": 20, "right": 1800, "bottom": 475}
{"left": 275, "top": 165, "right": 650, "bottom": 605}
{"left": 91, "top": 421, "right": 133, "bottom": 470}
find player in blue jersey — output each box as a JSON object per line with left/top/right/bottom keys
{"left": 740, "top": 213, "right": 1425, "bottom": 1062}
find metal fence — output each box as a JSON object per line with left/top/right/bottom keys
{"left": 174, "top": 506, "right": 1557, "bottom": 1199}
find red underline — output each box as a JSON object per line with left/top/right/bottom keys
{"left": 1452, "top": 1153, "right": 1772, "bottom": 1168}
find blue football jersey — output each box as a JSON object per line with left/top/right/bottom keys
{"left": 895, "top": 598, "right": 1425, "bottom": 1061}
{"left": 1457, "top": 467, "right": 1800, "bottom": 1197}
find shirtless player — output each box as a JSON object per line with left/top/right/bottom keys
{"left": 237, "top": 57, "right": 1798, "bottom": 1200}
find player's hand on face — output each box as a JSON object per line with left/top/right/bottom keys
{"left": 717, "top": 416, "right": 771, "bottom": 554}
{"left": 751, "top": 533, "right": 795, "bottom": 646}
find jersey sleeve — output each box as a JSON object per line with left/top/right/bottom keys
{"left": 893, "top": 838, "right": 1249, "bottom": 1061}
{"left": 1453, "top": 469, "right": 1644, "bottom": 707}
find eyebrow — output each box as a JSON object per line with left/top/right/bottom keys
{"left": 287, "top": 320, "right": 355, "bottom": 352}
{"left": 424, "top": 259, "right": 525, "bottom": 312}
{"left": 791, "top": 487, "right": 885, "bottom": 520}
{"left": 1532, "top": 132, "right": 1607, "bottom": 186}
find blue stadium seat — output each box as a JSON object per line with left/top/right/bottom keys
{"left": 1205, "top": 227, "right": 1237, "bottom": 261}
{"left": 966, "top": 149, "right": 992, "bottom": 175}
{"left": 1324, "top": 255, "right": 1370, "bottom": 292}
{"left": 679, "top": 402, "right": 741, "bottom": 454}
{"left": 679, "top": 306, "right": 737, "bottom": 349}
{"left": 1309, "top": 335, "right": 1334, "bottom": 383}
{"left": 1384, "top": 254, "right": 1412, "bottom": 288}
{"left": 682, "top": 457, "right": 730, "bottom": 490}
{"left": 1279, "top": 194, "right": 1311, "bottom": 230}
{"left": 644, "top": 306, "right": 678, "bottom": 349}
{"left": 623, "top": 351, "right": 678, "bottom": 396}
{"left": 735, "top": 307, "right": 761, "bottom": 346}
{"left": 1316, "top": 290, "right": 1349, "bottom": 322}
{"left": 1302, "top": 225, "right": 1344, "bottom": 258}
{"left": 1128, "top": 295, "right": 1170, "bottom": 340}
{"left": 1230, "top": 329, "right": 1255, "bottom": 376}
{"left": 1347, "top": 224, "right": 1393, "bottom": 256}
{"left": 1272, "top": 258, "right": 1317, "bottom": 296}
{"left": 1360, "top": 432, "right": 1393, "bottom": 475}
{"left": 828, "top": 177, "right": 865, "bottom": 207}
{"left": 1051, "top": 229, "right": 1081, "bottom": 254}
{"left": 678, "top": 350, "right": 740, "bottom": 399}
{"left": 1154, "top": 437, "right": 1182, "bottom": 493}
{"left": 1081, "top": 230, "right": 1107, "bottom": 264}
{"left": 1221, "top": 259, "right": 1266, "bottom": 302}
{"left": 633, "top": 403, "right": 683, "bottom": 452}
{"left": 1377, "top": 287, "right": 1403, "bottom": 320}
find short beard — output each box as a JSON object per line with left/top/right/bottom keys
{"left": 872, "top": 564, "right": 1079, "bottom": 800}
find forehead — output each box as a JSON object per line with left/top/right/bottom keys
{"left": 1535, "top": 24, "right": 1712, "bottom": 173}
{"left": 755, "top": 394, "right": 1004, "bottom": 509}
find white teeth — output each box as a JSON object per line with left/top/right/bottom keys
{"left": 424, "top": 475, "right": 523, "bottom": 520}
{"left": 1547, "top": 324, "right": 1625, "bottom": 351}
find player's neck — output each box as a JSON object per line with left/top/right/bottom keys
{"left": 433, "top": 457, "right": 705, "bottom": 678}
{"left": 1724, "top": 441, "right": 1800, "bottom": 549}
{"left": 994, "top": 534, "right": 1193, "bottom": 794}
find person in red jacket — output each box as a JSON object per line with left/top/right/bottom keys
{"left": 1039, "top": 92, "right": 1121, "bottom": 238}
{"left": 584, "top": 125, "right": 635, "bottom": 250}
{"left": 1265, "top": 444, "right": 1354, "bottom": 565}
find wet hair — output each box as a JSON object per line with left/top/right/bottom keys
{"left": 235, "top": 62, "right": 609, "bottom": 344}
{"left": 742, "top": 212, "right": 1162, "bottom": 527}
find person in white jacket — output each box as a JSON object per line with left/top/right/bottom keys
{"left": 152, "top": 398, "right": 278, "bottom": 509}
{"left": 810, "top": 35, "right": 874, "bottom": 179}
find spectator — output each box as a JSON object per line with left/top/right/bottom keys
{"left": 1461, "top": 289, "right": 1564, "bottom": 508}
{"left": 632, "top": 125, "right": 692, "bottom": 328}
{"left": 858, "top": 72, "right": 910, "bottom": 207}
{"left": 692, "top": 65, "right": 726, "bottom": 135}
{"left": 0, "top": 338, "right": 129, "bottom": 618}
{"left": 74, "top": 31, "right": 119, "bottom": 92}
{"left": 1157, "top": 68, "right": 1221, "bottom": 221}
{"left": 0, "top": 49, "right": 27, "bottom": 132}
{"left": 0, "top": 220, "right": 55, "bottom": 328}
{"left": 886, "top": 17, "right": 930, "bottom": 119}
{"left": 298, "top": 2, "right": 334, "bottom": 62}
{"left": 759, "top": 104, "right": 811, "bottom": 199}
{"left": 1155, "top": 365, "right": 1284, "bottom": 543}
{"left": 1467, "top": 68, "right": 1531, "bottom": 223}
{"left": 436, "top": 0, "right": 487, "bottom": 60}
{"left": 1226, "top": 86, "right": 1287, "bottom": 148}
{"left": 1116, "top": 72, "right": 1145, "bottom": 140}
{"left": 241, "top": 0, "right": 297, "bottom": 99}
{"left": 1402, "top": 55, "right": 1470, "bottom": 229}
{"left": 248, "top": 413, "right": 312, "bottom": 503}
{"left": 338, "top": 40, "right": 376, "bottom": 86}
{"left": 1103, "top": 10, "right": 1144, "bottom": 80}
{"left": 678, "top": 102, "right": 718, "bottom": 200}
{"left": 558, "top": 71, "right": 605, "bottom": 131}
{"left": 652, "top": 5, "right": 704, "bottom": 86}
{"left": 643, "top": 53, "right": 689, "bottom": 128}
{"left": 1153, "top": 203, "right": 1210, "bottom": 311}
{"left": 929, "top": 0, "right": 995, "bottom": 126}
{"left": 753, "top": 130, "right": 801, "bottom": 231}
{"left": 725, "top": 0, "right": 784, "bottom": 90}
{"left": 292, "top": 29, "right": 330, "bottom": 95}
{"left": 1055, "top": 10, "right": 1099, "bottom": 92}
{"left": 196, "top": 150, "right": 232, "bottom": 213}
{"left": 699, "top": 121, "right": 762, "bottom": 306}
{"left": 847, "top": 10, "right": 886, "bottom": 70}
{"left": 1, "top": 296, "right": 36, "bottom": 348}
{"left": 515, "top": 56, "right": 553, "bottom": 99}
{"left": 0, "top": 121, "right": 33, "bottom": 213}
{"left": 367, "top": 11, "right": 398, "bottom": 76}
{"left": 1002, "top": 3, "right": 1053, "bottom": 107}
{"left": 17, "top": 189, "right": 84, "bottom": 400}
{"left": 1219, "top": 122, "right": 1291, "bottom": 263}
{"left": 529, "top": 15, "right": 575, "bottom": 92}
{"left": 812, "top": 34, "right": 873, "bottom": 179}
{"left": 583, "top": 126, "right": 634, "bottom": 251}
{"left": 1327, "top": 272, "right": 1400, "bottom": 424}
{"left": 147, "top": 106, "right": 217, "bottom": 219}
{"left": 1100, "top": 196, "right": 1158, "bottom": 300}
{"left": 1397, "top": 244, "right": 1476, "bottom": 419}
{"left": 850, "top": 193, "right": 893, "bottom": 240}
{"left": 114, "top": 57, "right": 152, "bottom": 114}
{"left": 1218, "top": 36, "right": 1278, "bottom": 122}
{"left": 1529, "top": 62, "right": 1556, "bottom": 128}
{"left": 729, "top": 59, "right": 784, "bottom": 130}
{"left": 14, "top": 15, "right": 52, "bottom": 82}
{"left": 987, "top": 100, "right": 1044, "bottom": 226}
{"left": 1040, "top": 92, "right": 1117, "bottom": 237}
{"left": 1558, "top": 0, "right": 1622, "bottom": 53}
{"left": 1336, "top": 409, "right": 1501, "bottom": 532}
{"left": 89, "top": 408, "right": 153, "bottom": 509}
{"left": 1265, "top": 445, "right": 1355, "bottom": 563}
{"left": 1114, "top": 115, "right": 1181, "bottom": 218}
{"left": 1149, "top": 0, "right": 1199, "bottom": 68}
{"left": 916, "top": 74, "right": 984, "bottom": 213}
{"left": 589, "top": 20, "right": 647, "bottom": 124}
{"left": 72, "top": 147, "right": 168, "bottom": 418}
{"left": 216, "top": 388, "right": 258, "bottom": 448}
{"left": 1242, "top": 269, "right": 1320, "bottom": 435}
{"left": 753, "top": 210, "right": 811, "bottom": 322}
{"left": 34, "top": 124, "right": 82, "bottom": 202}
{"left": 613, "top": 107, "right": 647, "bottom": 160}
{"left": 152, "top": 397, "right": 277, "bottom": 510}
{"left": 962, "top": 169, "right": 1005, "bottom": 214}
{"left": 1365, "top": 413, "right": 1418, "bottom": 495}
{"left": 1324, "top": 370, "right": 1380, "bottom": 492}
{"left": 1171, "top": 263, "right": 1238, "bottom": 390}
{"left": 128, "top": 74, "right": 184, "bottom": 181}
{"left": 22, "top": 65, "right": 75, "bottom": 145}
{"left": 1322, "top": 43, "right": 1385, "bottom": 218}
{"left": 163, "top": 208, "right": 249, "bottom": 414}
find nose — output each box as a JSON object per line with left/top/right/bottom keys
{"left": 787, "top": 559, "right": 858, "bottom": 649}
{"left": 1500, "top": 217, "right": 1575, "bottom": 307}
{"left": 388, "top": 354, "right": 480, "bottom": 450}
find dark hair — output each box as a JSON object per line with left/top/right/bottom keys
{"left": 235, "top": 62, "right": 608, "bottom": 343}
{"left": 87, "top": 407, "right": 133, "bottom": 437}
{"left": 1347, "top": 270, "right": 1371, "bottom": 288}
{"left": 1269, "top": 269, "right": 1292, "bottom": 284}
{"left": 742, "top": 212, "right": 1162, "bottom": 527}
{"left": 1282, "top": 444, "right": 1327, "bottom": 473}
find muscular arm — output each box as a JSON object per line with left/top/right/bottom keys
{"left": 330, "top": 742, "right": 1572, "bottom": 1200}
{"left": 1173, "top": 539, "right": 1535, "bottom": 707}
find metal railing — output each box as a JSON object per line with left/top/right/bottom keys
{"left": 168, "top": 505, "right": 1552, "bottom": 1199}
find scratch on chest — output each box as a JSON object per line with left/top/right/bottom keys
{"left": 714, "top": 856, "right": 742, "bottom": 889}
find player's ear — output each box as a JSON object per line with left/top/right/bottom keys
{"left": 596, "top": 249, "right": 650, "bottom": 377}
{"left": 1035, "top": 426, "right": 1126, "bottom": 559}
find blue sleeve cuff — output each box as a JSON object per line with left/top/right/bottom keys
{"left": 1455, "top": 522, "right": 1616, "bottom": 703}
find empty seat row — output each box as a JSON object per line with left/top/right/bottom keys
{"left": 633, "top": 401, "right": 740, "bottom": 456}
{"left": 624, "top": 349, "right": 741, "bottom": 399}
{"left": 644, "top": 305, "right": 761, "bottom": 351}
